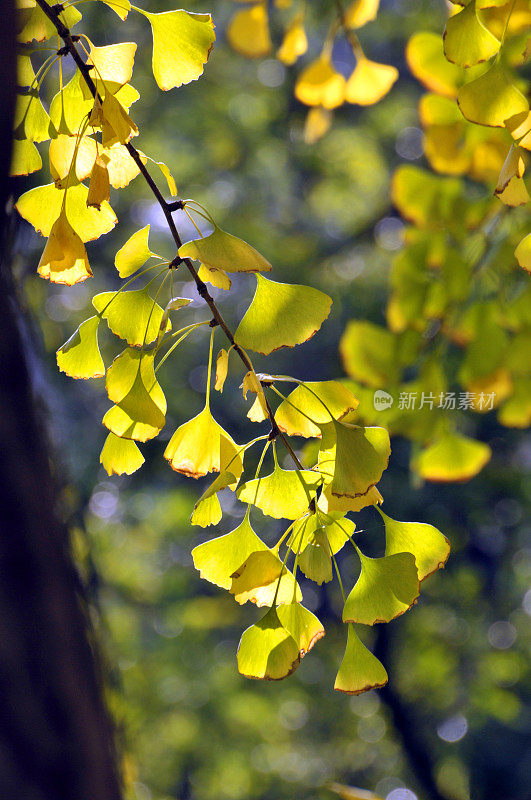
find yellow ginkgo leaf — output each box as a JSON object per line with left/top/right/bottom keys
{"left": 10, "top": 138, "right": 42, "bottom": 176}
{"left": 103, "top": 350, "right": 166, "bottom": 442}
{"left": 49, "top": 69, "right": 95, "bottom": 136}
{"left": 304, "top": 106, "right": 333, "bottom": 144}
{"left": 343, "top": 550, "right": 419, "bottom": 625}
{"left": 14, "top": 90, "right": 56, "bottom": 143}
{"left": 289, "top": 512, "right": 354, "bottom": 557}
{"left": 215, "top": 348, "right": 229, "bottom": 392}
{"left": 318, "top": 422, "right": 391, "bottom": 498}
{"left": 227, "top": 4, "right": 272, "bottom": 58}
{"left": 235, "top": 275, "right": 332, "bottom": 355}
{"left": 49, "top": 135, "right": 98, "bottom": 186}
{"left": 378, "top": 508, "right": 450, "bottom": 582}
{"left": 56, "top": 316, "right": 104, "bottom": 379}
{"left": 345, "top": 58, "right": 398, "bottom": 106}
{"left": 99, "top": 91, "right": 138, "bottom": 147}
{"left": 164, "top": 406, "right": 243, "bottom": 479}
{"left": 87, "top": 155, "right": 111, "bottom": 210}
{"left": 85, "top": 42, "right": 137, "bottom": 96}
{"left": 18, "top": 4, "right": 81, "bottom": 43}
{"left": 515, "top": 232, "right": 531, "bottom": 272}
{"left": 334, "top": 625, "right": 388, "bottom": 694}
{"left": 143, "top": 9, "right": 215, "bottom": 91}
{"left": 318, "top": 482, "right": 383, "bottom": 515}
{"left": 190, "top": 470, "right": 236, "bottom": 527}
{"left": 192, "top": 513, "right": 268, "bottom": 589}
{"left": 93, "top": 289, "right": 170, "bottom": 347}
{"left": 237, "top": 460, "right": 321, "bottom": 519}
{"left": 230, "top": 550, "right": 302, "bottom": 606}
{"left": 276, "top": 603, "right": 325, "bottom": 657}
{"left": 407, "top": 30, "right": 464, "bottom": 97}
{"left": 237, "top": 607, "right": 300, "bottom": 680}
{"left": 414, "top": 431, "right": 491, "bottom": 481}
{"left": 100, "top": 431, "right": 144, "bottom": 476}
{"left": 340, "top": 320, "right": 399, "bottom": 387}
{"left": 457, "top": 62, "right": 529, "bottom": 127}
{"left": 179, "top": 226, "right": 271, "bottom": 273}
{"left": 443, "top": 0, "right": 500, "bottom": 67}
{"left": 344, "top": 0, "right": 380, "bottom": 29}
{"left": 114, "top": 225, "right": 154, "bottom": 278}
{"left": 275, "top": 380, "right": 359, "bottom": 438}
{"left": 277, "top": 13, "right": 307, "bottom": 65}
{"left": 295, "top": 57, "right": 346, "bottom": 109}
{"left": 38, "top": 209, "right": 92, "bottom": 285}
{"left": 98, "top": 0, "right": 131, "bottom": 20}
{"left": 496, "top": 145, "right": 526, "bottom": 195}
{"left": 16, "top": 182, "right": 117, "bottom": 242}
{"left": 248, "top": 395, "right": 269, "bottom": 423}
{"left": 197, "top": 263, "right": 232, "bottom": 290}
{"left": 497, "top": 176, "right": 530, "bottom": 206}
{"left": 102, "top": 143, "right": 142, "bottom": 188}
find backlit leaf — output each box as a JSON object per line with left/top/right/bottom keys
{"left": 191, "top": 470, "right": 236, "bottom": 527}
{"left": 179, "top": 226, "right": 271, "bottom": 273}
{"left": 457, "top": 62, "right": 529, "bottom": 127}
{"left": 515, "top": 232, "right": 531, "bottom": 272}
{"left": 164, "top": 406, "right": 243, "bottom": 479}
{"left": 191, "top": 513, "right": 268, "bottom": 589}
{"left": 86, "top": 41, "right": 137, "bottom": 96}
{"left": 317, "top": 482, "right": 383, "bottom": 515}
{"left": 276, "top": 602, "right": 325, "bottom": 656}
{"left": 49, "top": 135, "right": 98, "bottom": 186}
{"left": 49, "top": 69, "right": 94, "bottom": 136}
{"left": 227, "top": 4, "right": 271, "bottom": 58}
{"left": 87, "top": 155, "right": 111, "bottom": 210}
{"left": 215, "top": 348, "right": 229, "bottom": 392}
{"left": 100, "top": 432, "right": 144, "bottom": 476}
{"left": 18, "top": 4, "right": 81, "bottom": 43}
{"left": 230, "top": 549, "right": 302, "bottom": 606}
{"left": 103, "top": 349, "right": 166, "bottom": 441}
{"left": 237, "top": 461, "right": 321, "bottom": 519}
{"left": 237, "top": 607, "right": 300, "bottom": 680}
{"left": 378, "top": 508, "right": 450, "bottom": 582}
{"left": 10, "top": 138, "right": 42, "bottom": 176}
{"left": 298, "top": 526, "right": 333, "bottom": 584}
{"left": 334, "top": 625, "right": 388, "bottom": 694}
{"left": 345, "top": 58, "right": 398, "bottom": 105}
{"left": 98, "top": 0, "right": 131, "bottom": 20}
{"left": 14, "top": 90, "right": 56, "bottom": 142}
{"left": 443, "top": 0, "right": 500, "bottom": 67}
{"left": 93, "top": 289, "right": 170, "bottom": 346}
{"left": 295, "top": 57, "right": 346, "bottom": 109}
{"left": 340, "top": 321, "right": 399, "bottom": 387}
{"left": 343, "top": 550, "right": 419, "bottom": 624}
{"left": 56, "top": 316, "right": 104, "bottom": 379}
{"left": 277, "top": 13, "right": 307, "bottom": 65}
{"left": 234, "top": 275, "right": 332, "bottom": 355}
{"left": 344, "top": 0, "right": 380, "bottom": 29}
{"left": 115, "top": 225, "right": 154, "bottom": 278}
{"left": 318, "top": 422, "right": 391, "bottom": 498}
{"left": 414, "top": 431, "right": 491, "bottom": 481}
{"left": 197, "top": 264, "right": 232, "bottom": 290}
{"left": 144, "top": 9, "right": 215, "bottom": 90}
{"left": 288, "top": 513, "right": 354, "bottom": 556}
{"left": 38, "top": 209, "right": 92, "bottom": 285}
{"left": 275, "top": 381, "right": 359, "bottom": 438}
{"left": 407, "top": 30, "right": 465, "bottom": 97}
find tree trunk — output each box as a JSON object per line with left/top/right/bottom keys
{"left": 0, "top": 5, "right": 123, "bottom": 798}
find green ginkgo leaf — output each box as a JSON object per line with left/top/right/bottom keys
{"left": 143, "top": 9, "right": 215, "bottom": 91}
{"left": 17, "top": 55, "right": 35, "bottom": 87}
{"left": 318, "top": 422, "right": 391, "bottom": 498}
{"left": 191, "top": 513, "right": 268, "bottom": 589}
{"left": 299, "top": 527, "right": 333, "bottom": 584}
{"left": 93, "top": 289, "right": 170, "bottom": 346}
{"left": 377, "top": 508, "right": 450, "bottom": 582}
{"left": 14, "top": 90, "right": 56, "bottom": 143}
{"left": 230, "top": 549, "right": 302, "bottom": 606}
{"left": 318, "top": 482, "right": 384, "bottom": 515}
{"left": 234, "top": 275, "right": 332, "bottom": 355}
{"left": 413, "top": 431, "right": 491, "bottom": 482}
{"left": 276, "top": 602, "right": 325, "bottom": 657}
{"left": 49, "top": 69, "right": 95, "bottom": 136}
{"left": 178, "top": 226, "right": 271, "bottom": 274}
{"left": 334, "top": 625, "right": 388, "bottom": 694}
{"left": 190, "top": 470, "right": 236, "bottom": 527}
{"left": 339, "top": 321, "right": 399, "bottom": 387}
{"left": 56, "top": 316, "right": 105, "bottom": 380}
{"left": 237, "top": 607, "right": 300, "bottom": 681}
{"left": 237, "top": 460, "right": 321, "bottom": 519}
{"left": 343, "top": 551, "right": 419, "bottom": 625}
{"left": 10, "top": 138, "right": 42, "bottom": 177}
{"left": 443, "top": 0, "right": 500, "bottom": 67}
{"left": 103, "top": 349, "right": 166, "bottom": 441}
{"left": 16, "top": 182, "right": 117, "bottom": 242}
{"left": 457, "top": 62, "right": 529, "bottom": 127}
{"left": 100, "top": 431, "right": 144, "bottom": 476}
{"left": 18, "top": 4, "right": 81, "bottom": 43}
{"left": 164, "top": 406, "right": 243, "bottom": 479}
{"left": 288, "top": 513, "right": 354, "bottom": 556}
{"left": 114, "top": 225, "right": 154, "bottom": 278}
{"left": 275, "top": 380, "right": 359, "bottom": 438}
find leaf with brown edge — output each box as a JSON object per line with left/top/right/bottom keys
{"left": 230, "top": 550, "right": 302, "bottom": 606}
{"left": 237, "top": 607, "right": 300, "bottom": 681}
{"left": 343, "top": 550, "right": 420, "bottom": 625}
{"left": 334, "top": 625, "right": 388, "bottom": 694}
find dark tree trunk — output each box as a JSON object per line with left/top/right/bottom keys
{"left": 0, "top": 4, "right": 123, "bottom": 799}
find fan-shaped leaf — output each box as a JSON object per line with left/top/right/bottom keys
{"left": 237, "top": 607, "right": 300, "bottom": 680}
{"left": 114, "top": 225, "right": 154, "bottom": 278}
{"left": 144, "top": 9, "right": 215, "bottom": 91}
{"left": 343, "top": 551, "right": 419, "bottom": 624}
{"left": 457, "top": 62, "right": 529, "bottom": 127}
{"left": 192, "top": 514, "right": 268, "bottom": 589}
{"left": 164, "top": 406, "right": 243, "bottom": 479}
{"left": 414, "top": 431, "right": 491, "bottom": 481}
{"left": 275, "top": 380, "right": 359, "bottom": 437}
{"left": 295, "top": 57, "right": 346, "bottom": 109}
{"left": 444, "top": 0, "right": 500, "bottom": 67}
{"left": 103, "top": 349, "right": 166, "bottom": 441}
{"left": 237, "top": 461, "right": 321, "bottom": 519}
{"left": 318, "top": 422, "right": 391, "bottom": 498}
{"left": 378, "top": 508, "right": 450, "bottom": 582}
{"left": 56, "top": 316, "right": 104, "bottom": 379}
{"left": 179, "top": 226, "right": 271, "bottom": 273}
{"left": 334, "top": 625, "right": 388, "bottom": 694}
{"left": 93, "top": 289, "right": 169, "bottom": 346}
{"left": 230, "top": 550, "right": 302, "bottom": 606}
{"left": 227, "top": 4, "right": 271, "bottom": 58}
{"left": 100, "top": 431, "right": 144, "bottom": 476}
{"left": 345, "top": 58, "right": 398, "bottom": 105}
{"left": 277, "top": 602, "right": 325, "bottom": 656}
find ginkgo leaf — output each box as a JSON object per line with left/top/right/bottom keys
{"left": 215, "top": 349, "right": 229, "bottom": 392}
{"left": 443, "top": 0, "right": 500, "bottom": 67}
{"left": 16, "top": 182, "right": 117, "bottom": 242}
{"left": 237, "top": 461, "right": 321, "bottom": 519}
{"left": 85, "top": 42, "right": 137, "bottom": 97}
{"left": 10, "top": 138, "right": 42, "bottom": 176}
{"left": 318, "top": 422, "right": 391, "bottom": 498}
{"left": 298, "top": 527, "right": 333, "bottom": 584}
{"left": 340, "top": 321, "right": 398, "bottom": 387}
{"left": 14, "top": 90, "right": 56, "bottom": 142}
{"left": 457, "top": 62, "right": 529, "bottom": 127}
{"left": 115, "top": 225, "right": 154, "bottom": 278}
{"left": 99, "top": 91, "right": 138, "bottom": 147}
{"left": 143, "top": 9, "right": 215, "bottom": 90}
{"left": 87, "top": 155, "right": 111, "bottom": 210}
{"left": 289, "top": 513, "right": 354, "bottom": 556}
{"left": 344, "top": 0, "right": 380, "bottom": 29}
{"left": 191, "top": 513, "right": 268, "bottom": 589}
{"left": 227, "top": 4, "right": 271, "bottom": 58}
{"left": 276, "top": 602, "right": 325, "bottom": 656}
{"left": 391, "top": 165, "right": 462, "bottom": 229}
{"left": 496, "top": 176, "right": 529, "bottom": 207}
{"left": 275, "top": 380, "right": 359, "bottom": 438}
{"left": 304, "top": 106, "right": 333, "bottom": 144}
{"left": 93, "top": 289, "right": 170, "bottom": 346}
{"left": 345, "top": 58, "right": 398, "bottom": 106}
{"left": 414, "top": 431, "right": 491, "bottom": 481}
{"left": 334, "top": 625, "right": 388, "bottom": 694}
{"left": 515, "top": 232, "right": 531, "bottom": 273}
{"left": 377, "top": 508, "right": 450, "bottom": 582}
{"left": 38, "top": 209, "right": 92, "bottom": 285}
{"left": 234, "top": 275, "right": 332, "bottom": 355}
{"left": 191, "top": 470, "right": 236, "bottom": 527}
{"left": 230, "top": 550, "right": 302, "bottom": 606}
{"left": 179, "top": 226, "right": 271, "bottom": 273}
{"left": 164, "top": 406, "right": 243, "bottom": 479}
{"left": 49, "top": 69, "right": 95, "bottom": 136}
{"left": 295, "top": 57, "right": 346, "bottom": 109}
{"left": 103, "top": 349, "right": 166, "bottom": 441}
{"left": 496, "top": 145, "right": 526, "bottom": 194}
{"left": 406, "top": 30, "right": 465, "bottom": 97}
{"left": 17, "top": 54, "right": 35, "bottom": 87}
{"left": 197, "top": 263, "right": 232, "bottom": 290}
{"left": 100, "top": 431, "right": 144, "bottom": 476}
{"left": 49, "top": 135, "right": 98, "bottom": 186}
{"left": 18, "top": 4, "right": 81, "bottom": 43}
{"left": 237, "top": 607, "right": 300, "bottom": 680}
{"left": 56, "top": 316, "right": 104, "bottom": 379}
{"left": 277, "top": 13, "right": 307, "bottom": 65}
{"left": 318, "top": 482, "right": 383, "bottom": 515}
{"left": 98, "top": 0, "right": 131, "bottom": 20}
{"left": 343, "top": 550, "right": 419, "bottom": 624}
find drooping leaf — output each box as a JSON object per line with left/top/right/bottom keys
{"left": 197, "top": 263, "right": 231, "bottom": 290}
{"left": 215, "top": 348, "right": 229, "bottom": 392}
{"left": 318, "top": 482, "right": 383, "bottom": 515}
{"left": 103, "top": 349, "right": 166, "bottom": 441}
{"left": 48, "top": 134, "right": 98, "bottom": 186}
{"left": 237, "top": 461, "right": 321, "bottom": 519}
{"left": 49, "top": 69, "right": 95, "bottom": 136}
{"left": 277, "top": 13, "right": 307, "bottom": 65}
{"left": 100, "top": 431, "right": 144, "bottom": 476}
{"left": 190, "top": 470, "right": 236, "bottom": 527}
{"left": 93, "top": 289, "right": 170, "bottom": 346}
{"left": 234, "top": 275, "right": 332, "bottom": 355}
{"left": 288, "top": 512, "right": 354, "bottom": 556}
{"left": 443, "top": 0, "right": 500, "bottom": 67}
{"left": 275, "top": 380, "right": 359, "bottom": 438}
{"left": 406, "top": 30, "right": 465, "bottom": 97}
{"left": 230, "top": 549, "right": 302, "bottom": 606}
{"left": 179, "top": 226, "right": 271, "bottom": 273}
{"left": 10, "top": 138, "right": 42, "bottom": 176}
{"left": 457, "top": 62, "right": 529, "bottom": 127}
{"left": 414, "top": 431, "right": 491, "bottom": 481}
{"left": 334, "top": 625, "right": 388, "bottom": 694}
{"left": 38, "top": 209, "right": 92, "bottom": 285}
{"left": 98, "top": 91, "right": 138, "bottom": 147}
{"left": 276, "top": 602, "right": 325, "bottom": 657}
{"left": 14, "top": 89, "right": 56, "bottom": 142}
{"left": 98, "top": 0, "right": 131, "bottom": 20}
{"left": 298, "top": 526, "right": 333, "bottom": 584}
{"left": 18, "top": 4, "right": 81, "bottom": 43}
{"left": 344, "top": 0, "right": 380, "bottom": 29}
{"left": 294, "top": 56, "right": 346, "bottom": 109}
{"left": 343, "top": 550, "right": 419, "bottom": 625}
{"left": 87, "top": 155, "right": 111, "bottom": 210}
{"left": 85, "top": 41, "right": 137, "bottom": 96}
{"left": 227, "top": 4, "right": 271, "bottom": 58}
{"left": 164, "top": 406, "right": 243, "bottom": 479}
{"left": 377, "top": 508, "right": 450, "bottom": 582}
{"left": 144, "top": 9, "right": 215, "bottom": 90}
{"left": 191, "top": 513, "right": 268, "bottom": 588}
{"left": 345, "top": 58, "right": 398, "bottom": 105}
{"left": 56, "top": 316, "right": 104, "bottom": 379}
{"left": 318, "top": 422, "right": 391, "bottom": 498}
{"left": 237, "top": 607, "right": 300, "bottom": 680}
{"left": 114, "top": 225, "right": 154, "bottom": 278}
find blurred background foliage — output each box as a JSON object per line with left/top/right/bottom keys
{"left": 11, "top": 1, "right": 530, "bottom": 799}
